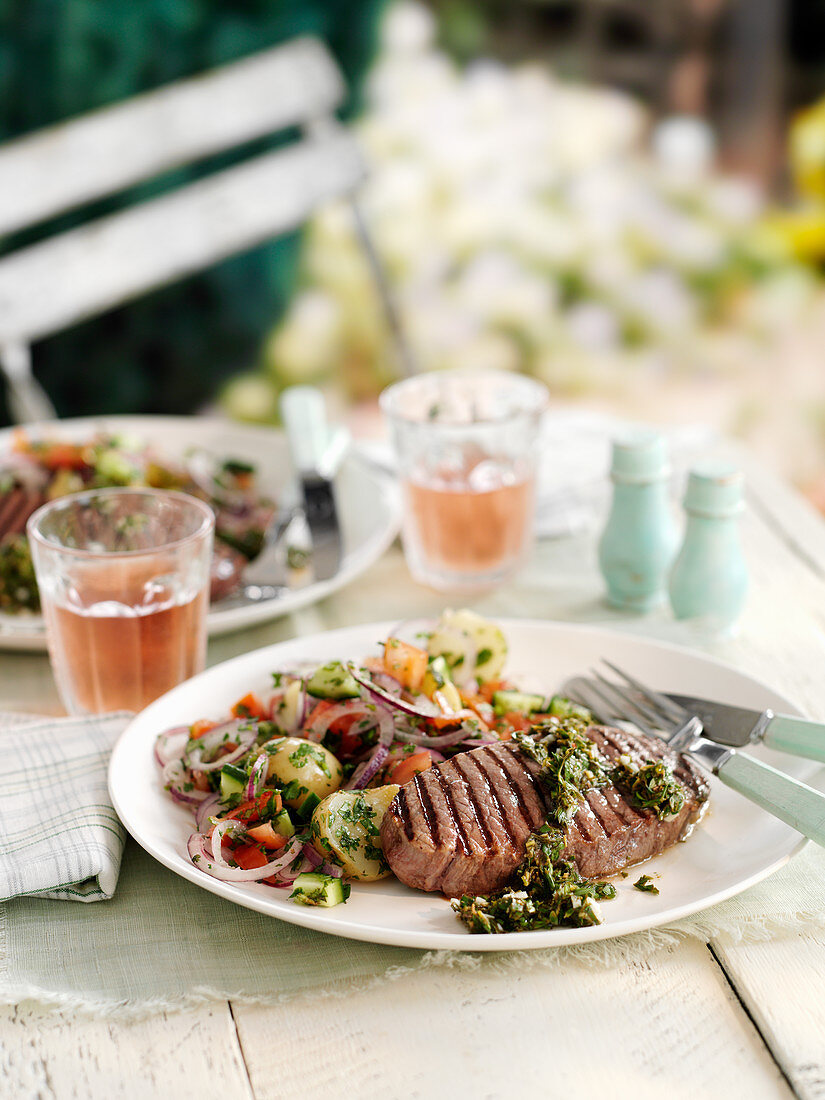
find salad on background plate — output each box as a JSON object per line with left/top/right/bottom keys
{"left": 0, "top": 427, "right": 279, "bottom": 613}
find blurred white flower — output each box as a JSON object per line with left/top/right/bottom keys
{"left": 618, "top": 270, "right": 698, "bottom": 335}
{"left": 264, "top": 291, "right": 342, "bottom": 382}
{"left": 565, "top": 303, "right": 622, "bottom": 353}
{"left": 380, "top": 0, "right": 437, "bottom": 54}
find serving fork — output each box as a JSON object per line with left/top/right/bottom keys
{"left": 564, "top": 665, "right": 825, "bottom": 848}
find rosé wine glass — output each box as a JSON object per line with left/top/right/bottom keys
{"left": 27, "top": 488, "right": 214, "bottom": 715}
{"left": 381, "top": 369, "right": 547, "bottom": 590}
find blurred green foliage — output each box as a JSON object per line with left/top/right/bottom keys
{"left": 0, "top": 0, "right": 384, "bottom": 424}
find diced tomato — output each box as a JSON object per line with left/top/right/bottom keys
{"left": 428, "top": 715, "right": 464, "bottom": 732}
{"left": 223, "top": 791, "right": 283, "bottom": 827}
{"left": 189, "top": 719, "right": 218, "bottom": 739}
{"left": 231, "top": 693, "right": 268, "bottom": 720}
{"left": 387, "top": 749, "right": 434, "bottom": 786}
{"left": 383, "top": 638, "right": 428, "bottom": 692}
{"left": 232, "top": 844, "right": 269, "bottom": 871}
{"left": 504, "top": 711, "right": 532, "bottom": 732}
{"left": 478, "top": 679, "right": 507, "bottom": 704}
{"left": 39, "top": 442, "right": 89, "bottom": 471}
{"left": 246, "top": 823, "right": 289, "bottom": 850}
{"left": 192, "top": 772, "right": 211, "bottom": 792}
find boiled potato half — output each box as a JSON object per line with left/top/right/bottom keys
{"left": 262, "top": 737, "right": 343, "bottom": 806}
{"left": 428, "top": 608, "right": 508, "bottom": 682}
{"left": 310, "top": 785, "right": 400, "bottom": 881}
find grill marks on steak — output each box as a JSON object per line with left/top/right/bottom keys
{"left": 380, "top": 726, "right": 709, "bottom": 898}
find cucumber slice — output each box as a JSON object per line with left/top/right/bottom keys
{"left": 297, "top": 791, "right": 321, "bottom": 822}
{"left": 428, "top": 609, "right": 508, "bottom": 683}
{"left": 306, "top": 661, "right": 361, "bottom": 700}
{"left": 547, "top": 695, "right": 592, "bottom": 722}
{"left": 220, "top": 763, "right": 247, "bottom": 800}
{"left": 492, "top": 689, "right": 546, "bottom": 717}
{"left": 289, "top": 872, "right": 351, "bottom": 907}
{"left": 270, "top": 808, "right": 296, "bottom": 839}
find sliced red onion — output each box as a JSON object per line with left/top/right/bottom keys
{"left": 154, "top": 726, "right": 190, "bottom": 767}
{"left": 389, "top": 618, "right": 436, "bottom": 646}
{"left": 297, "top": 680, "right": 309, "bottom": 728}
{"left": 301, "top": 842, "right": 345, "bottom": 879}
{"left": 195, "top": 793, "right": 222, "bottom": 832}
{"left": 301, "top": 843, "right": 322, "bottom": 868}
{"left": 163, "top": 759, "right": 211, "bottom": 803}
{"left": 392, "top": 722, "right": 480, "bottom": 748}
{"left": 210, "top": 818, "right": 249, "bottom": 867}
{"left": 349, "top": 665, "right": 440, "bottom": 719}
{"left": 187, "top": 833, "right": 305, "bottom": 883}
{"left": 245, "top": 753, "right": 268, "bottom": 800}
{"left": 304, "top": 698, "right": 382, "bottom": 744}
{"left": 433, "top": 689, "right": 456, "bottom": 716}
{"left": 0, "top": 453, "right": 51, "bottom": 491}
{"left": 430, "top": 625, "right": 477, "bottom": 688}
{"left": 371, "top": 671, "right": 403, "bottom": 695}
{"left": 346, "top": 743, "right": 390, "bottom": 790}
{"left": 184, "top": 719, "right": 258, "bottom": 771}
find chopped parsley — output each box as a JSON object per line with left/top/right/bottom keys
{"left": 512, "top": 719, "right": 609, "bottom": 826}
{"left": 613, "top": 758, "right": 686, "bottom": 821}
{"left": 512, "top": 718, "right": 687, "bottom": 825}
{"left": 633, "top": 874, "right": 660, "bottom": 894}
{"left": 452, "top": 826, "right": 616, "bottom": 933}
{"left": 288, "top": 741, "right": 332, "bottom": 777}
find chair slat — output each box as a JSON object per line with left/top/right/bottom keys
{"left": 0, "top": 130, "right": 364, "bottom": 344}
{"left": 0, "top": 37, "right": 344, "bottom": 238}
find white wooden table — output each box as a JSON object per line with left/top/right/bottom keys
{"left": 2, "top": 453, "right": 825, "bottom": 1100}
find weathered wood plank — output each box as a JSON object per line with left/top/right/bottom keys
{"left": 0, "top": 37, "right": 344, "bottom": 237}
{"left": 0, "top": 1002, "right": 253, "bottom": 1100}
{"left": 713, "top": 929, "right": 825, "bottom": 1100}
{"left": 231, "top": 939, "right": 792, "bottom": 1100}
{"left": 0, "top": 129, "right": 364, "bottom": 343}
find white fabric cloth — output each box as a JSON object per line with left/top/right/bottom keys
{"left": 0, "top": 711, "right": 130, "bottom": 901}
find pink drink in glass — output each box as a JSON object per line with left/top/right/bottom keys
{"left": 28, "top": 489, "right": 213, "bottom": 715}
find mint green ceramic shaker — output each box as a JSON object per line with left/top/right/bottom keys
{"left": 668, "top": 462, "right": 747, "bottom": 632}
{"left": 598, "top": 430, "right": 676, "bottom": 612}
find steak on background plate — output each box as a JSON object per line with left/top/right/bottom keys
{"left": 380, "top": 725, "right": 710, "bottom": 898}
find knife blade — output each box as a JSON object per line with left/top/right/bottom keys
{"left": 279, "top": 386, "right": 345, "bottom": 583}
{"left": 666, "top": 693, "right": 825, "bottom": 764}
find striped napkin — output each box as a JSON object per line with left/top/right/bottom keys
{"left": 0, "top": 711, "right": 131, "bottom": 902}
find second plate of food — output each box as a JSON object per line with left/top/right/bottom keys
{"left": 108, "top": 616, "right": 824, "bottom": 951}
{"left": 0, "top": 415, "right": 399, "bottom": 650}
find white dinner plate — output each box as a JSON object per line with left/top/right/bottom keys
{"left": 109, "top": 619, "right": 825, "bottom": 951}
{"left": 0, "top": 415, "right": 399, "bottom": 651}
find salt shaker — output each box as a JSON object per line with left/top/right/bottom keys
{"left": 668, "top": 462, "right": 747, "bottom": 634}
{"left": 598, "top": 430, "right": 676, "bottom": 612}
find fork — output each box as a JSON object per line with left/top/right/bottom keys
{"left": 565, "top": 666, "right": 825, "bottom": 848}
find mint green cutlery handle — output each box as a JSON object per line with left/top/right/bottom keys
{"left": 764, "top": 714, "right": 825, "bottom": 764}
{"left": 717, "top": 752, "right": 825, "bottom": 847}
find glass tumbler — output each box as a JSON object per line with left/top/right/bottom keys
{"left": 27, "top": 488, "right": 214, "bottom": 715}
{"left": 381, "top": 369, "right": 547, "bottom": 590}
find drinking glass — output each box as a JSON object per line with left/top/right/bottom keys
{"left": 27, "top": 488, "right": 214, "bottom": 715}
{"left": 381, "top": 369, "right": 547, "bottom": 590}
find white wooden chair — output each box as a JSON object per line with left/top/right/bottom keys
{"left": 0, "top": 37, "right": 411, "bottom": 423}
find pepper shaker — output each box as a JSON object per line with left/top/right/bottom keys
{"left": 668, "top": 462, "right": 747, "bottom": 634}
{"left": 598, "top": 430, "right": 676, "bottom": 612}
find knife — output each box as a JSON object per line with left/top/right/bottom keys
{"left": 666, "top": 693, "right": 825, "bottom": 764}
{"left": 278, "top": 386, "right": 346, "bottom": 583}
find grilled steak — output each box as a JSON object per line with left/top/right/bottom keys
{"left": 380, "top": 725, "right": 709, "bottom": 897}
